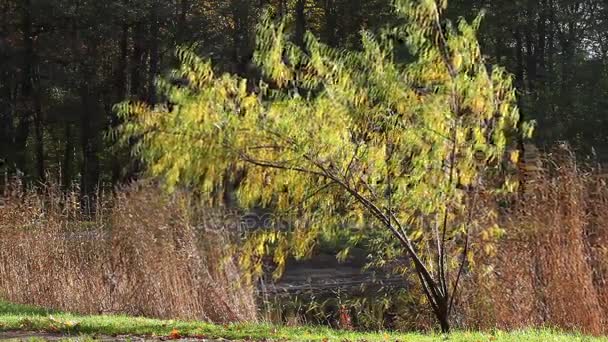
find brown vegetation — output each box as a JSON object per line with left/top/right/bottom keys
{"left": 462, "top": 147, "right": 608, "bottom": 335}
{"left": 2, "top": 149, "right": 608, "bottom": 333}
{"left": 0, "top": 181, "right": 257, "bottom": 323}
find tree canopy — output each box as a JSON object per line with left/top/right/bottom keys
{"left": 1, "top": 0, "right": 607, "bottom": 191}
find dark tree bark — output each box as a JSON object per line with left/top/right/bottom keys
{"left": 278, "top": 0, "right": 286, "bottom": 18}
{"left": 79, "top": 77, "right": 101, "bottom": 215}
{"left": 61, "top": 122, "right": 73, "bottom": 189}
{"left": 231, "top": 0, "right": 251, "bottom": 75}
{"left": 177, "top": 0, "right": 189, "bottom": 43}
{"left": 547, "top": 0, "right": 556, "bottom": 78}
{"left": 323, "top": 0, "right": 337, "bottom": 46}
{"left": 33, "top": 83, "right": 44, "bottom": 183}
{"left": 514, "top": 27, "right": 527, "bottom": 150}
{"left": 514, "top": 28, "right": 526, "bottom": 104}
{"left": 537, "top": 0, "right": 548, "bottom": 89}
{"left": 15, "top": 0, "right": 35, "bottom": 179}
{"left": 111, "top": 21, "right": 130, "bottom": 185}
{"left": 116, "top": 16, "right": 129, "bottom": 101}
{"left": 0, "top": 0, "right": 15, "bottom": 168}
{"left": 524, "top": 0, "right": 537, "bottom": 95}
{"left": 77, "top": 24, "right": 102, "bottom": 213}
{"left": 294, "top": 0, "right": 306, "bottom": 48}
{"left": 558, "top": 22, "right": 576, "bottom": 115}
{"left": 131, "top": 20, "right": 146, "bottom": 99}
{"left": 147, "top": 0, "right": 160, "bottom": 105}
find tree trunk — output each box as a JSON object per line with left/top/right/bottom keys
{"left": 131, "top": 21, "right": 146, "bottom": 99}
{"left": 537, "top": 0, "right": 547, "bottom": 89}
{"left": 547, "top": 0, "right": 555, "bottom": 78}
{"left": 111, "top": 16, "right": 129, "bottom": 185}
{"left": 79, "top": 80, "right": 100, "bottom": 216}
{"left": 78, "top": 34, "right": 101, "bottom": 215}
{"left": 33, "top": 93, "right": 44, "bottom": 183}
{"left": 62, "top": 122, "right": 73, "bottom": 189}
{"left": 231, "top": 0, "right": 250, "bottom": 75}
{"left": 16, "top": 0, "right": 34, "bottom": 178}
{"left": 14, "top": 116, "right": 29, "bottom": 178}
{"left": 0, "top": 2, "right": 15, "bottom": 171}
{"left": 438, "top": 308, "right": 450, "bottom": 333}
{"left": 514, "top": 28, "right": 527, "bottom": 149}
{"left": 294, "top": 0, "right": 306, "bottom": 48}
{"left": 278, "top": 0, "right": 286, "bottom": 19}
{"left": 32, "top": 62, "right": 44, "bottom": 182}
{"left": 148, "top": 0, "right": 160, "bottom": 105}
{"left": 177, "top": 0, "right": 189, "bottom": 43}
{"left": 524, "top": 0, "right": 537, "bottom": 96}
{"left": 412, "top": 256, "right": 452, "bottom": 333}
{"left": 323, "top": 0, "right": 337, "bottom": 46}
{"left": 559, "top": 25, "right": 576, "bottom": 116}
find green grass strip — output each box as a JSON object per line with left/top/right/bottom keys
{"left": 0, "top": 301, "right": 606, "bottom": 341}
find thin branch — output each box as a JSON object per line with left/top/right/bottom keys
{"left": 431, "top": 1, "right": 457, "bottom": 79}
{"left": 448, "top": 188, "right": 477, "bottom": 315}
{"left": 277, "top": 181, "right": 338, "bottom": 214}
{"left": 439, "top": 119, "right": 460, "bottom": 298}
{"left": 415, "top": 262, "right": 441, "bottom": 318}
{"left": 238, "top": 152, "right": 327, "bottom": 178}
{"left": 344, "top": 139, "right": 364, "bottom": 184}
{"left": 385, "top": 209, "right": 444, "bottom": 304}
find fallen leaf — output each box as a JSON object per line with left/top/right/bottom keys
{"left": 169, "top": 328, "right": 181, "bottom": 340}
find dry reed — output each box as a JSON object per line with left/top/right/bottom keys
{"left": 3, "top": 147, "right": 608, "bottom": 333}
{"left": 0, "top": 181, "right": 257, "bottom": 323}
{"left": 462, "top": 147, "right": 608, "bottom": 335}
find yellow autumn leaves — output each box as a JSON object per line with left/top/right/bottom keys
{"left": 116, "top": 0, "right": 529, "bottom": 283}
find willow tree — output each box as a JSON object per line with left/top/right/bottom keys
{"left": 116, "top": 0, "right": 531, "bottom": 332}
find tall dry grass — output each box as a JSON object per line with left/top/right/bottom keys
{"left": 0, "top": 181, "right": 256, "bottom": 323}
{"left": 462, "top": 147, "right": 608, "bottom": 335}
{"left": 4, "top": 148, "right": 608, "bottom": 333}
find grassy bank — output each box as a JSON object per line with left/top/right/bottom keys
{"left": 0, "top": 301, "right": 605, "bottom": 341}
